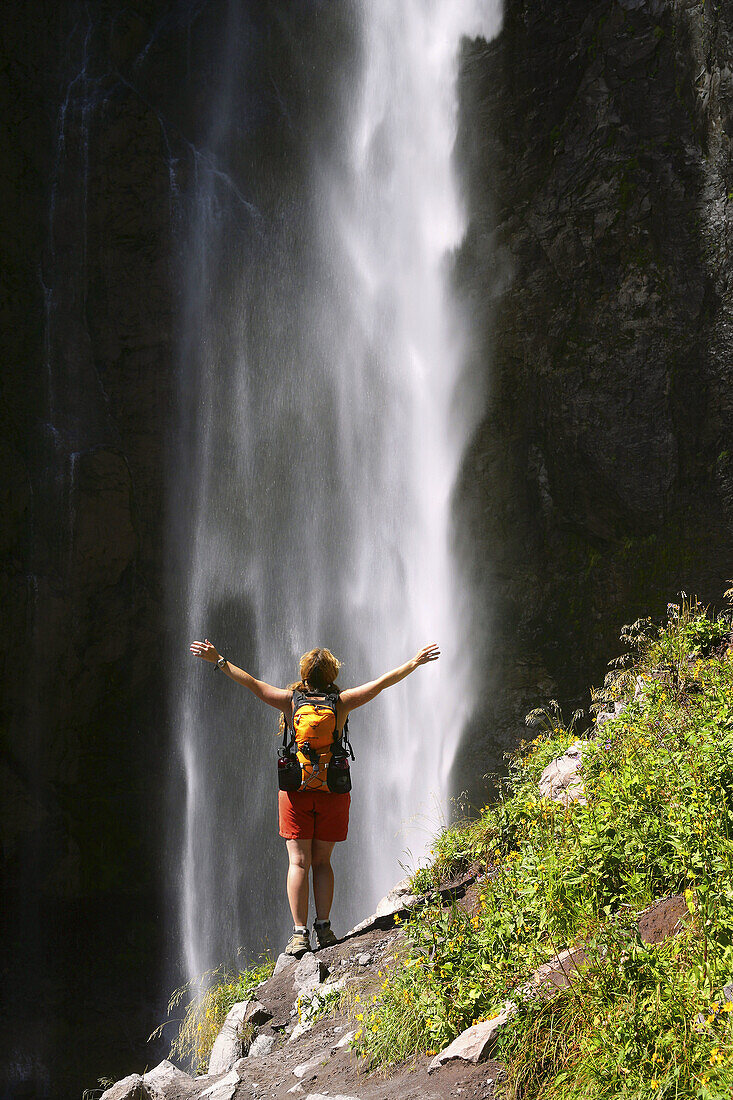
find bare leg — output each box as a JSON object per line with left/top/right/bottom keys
{"left": 286, "top": 839, "right": 312, "bottom": 926}
{"left": 311, "top": 840, "right": 336, "bottom": 921}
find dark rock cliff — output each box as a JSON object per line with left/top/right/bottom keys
{"left": 1, "top": 3, "right": 180, "bottom": 1095}
{"left": 2, "top": 0, "right": 733, "bottom": 1095}
{"left": 454, "top": 0, "right": 733, "bottom": 796}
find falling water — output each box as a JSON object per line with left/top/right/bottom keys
{"left": 170, "top": 0, "right": 501, "bottom": 982}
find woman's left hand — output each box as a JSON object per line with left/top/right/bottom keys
{"left": 413, "top": 643, "right": 440, "bottom": 666}
{"left": 190, "top": 638, "right": 220, "bottom": 662}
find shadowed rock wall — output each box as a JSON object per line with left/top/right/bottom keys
{"left": 454, "top": 0, "right": 733, "bottom": 797}
{"left": 1, "top": 2, "right": 182, "bottom": 1094}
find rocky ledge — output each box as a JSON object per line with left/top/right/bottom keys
{"left": 99, "top": 874, "right": 502, "bottom": 1100}
{"left": 99, "top": 862, "right": 687, "bottom": 1100}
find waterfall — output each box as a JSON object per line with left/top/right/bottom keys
{"left": 169, "top": 0, "right": 501, "bottom": 983}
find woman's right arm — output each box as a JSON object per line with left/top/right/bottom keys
{"left": 189, "top": 638, "right": 292, "bottom": 713}
{"left": 339, "top": 643, "right": 440, "bottom": 715}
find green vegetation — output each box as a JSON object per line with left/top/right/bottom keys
{"left": 150, "top": 957, "right": 274, "bottom": 1074}
{"left": 351, "top": 595, "right": 733, "bottom": 1098}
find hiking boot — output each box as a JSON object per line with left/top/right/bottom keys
{"left": 284, "top": 929, "right": 311, "bottom": 958}
{"left": 313, "top": 919, "right": 339, "bottom": 950}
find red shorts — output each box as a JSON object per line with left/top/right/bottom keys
{"left": 278, "top": 789, "right": 351, "bottom": 842}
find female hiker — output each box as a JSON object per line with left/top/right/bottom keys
{"left": 188, "top": 639, "right": 440, "bottom": 956}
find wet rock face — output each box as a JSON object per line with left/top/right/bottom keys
{"left": 454, "top": 0, "right": 733, "bottom": 794}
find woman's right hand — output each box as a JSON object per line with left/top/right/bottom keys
{"left": 190, "top": 638, "right": 220, "bottom": 662}
{"left": 413, "top": 643, "right": 440, "bottom": 667}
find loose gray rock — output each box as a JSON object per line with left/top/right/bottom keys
{"left": 143, "top": 1060, "right": 195, "bottom": 1098}
{"left": 209, "top": 1001, "right": 272, "bottom": 1075}
{"left": 595, "top": 700, "right": 627, "bottom": 729}
{"left": 538, "top": 742, "right": 588, "bottom": 806}
{"left": 293, "top": 1057, "right": 324, "bottom": 1079}
{"left": 274, "top": 952, "right": 297, "bottom": 976}
{"left": 428, "top": 1003, "right": 517, "bottom": 1073}
{"left": 288, "top": 1019, "right": 314, "bottom": 1043}
{"left": 293, "top": 954, "right": 328, "bottom": 995}
{"left": 357, "top": 953, "right": 372, "bottom": 966}
{"left": 99, "top": 1075, "right": 145, "bottom": 1100}
{"left": 345, "top": 877, "right": 421, "bottom": 936}
{"left": 303, "top": 1094, "right": 362, "bottom": 1100}
{"left": 374, "top": 877, "right": 420, "bottom": 918}
{"left": 247, "top": 1034, "right": 275, "bottom": 1058}
{"left": 197, "top": 1069, "right": 239, "bottom": 1100}
{"left": 330, "top": 1030, "right": 356, "bottom": 1054}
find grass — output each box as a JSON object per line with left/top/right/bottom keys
{"left": 150, "top": 956, "right": 274, "bottom": 1074}
{"left": 350, "top": 593, "right": 733, "bottom": 1098}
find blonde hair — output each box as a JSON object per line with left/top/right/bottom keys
{"left": 278, "top": 648, "right": 343, "bottom": 735}
{"left": 298, "top": 647, "right": 342, "bottom": 691}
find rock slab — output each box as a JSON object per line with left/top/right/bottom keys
{"left": 143, "top": 1060, "right": 195, "bottom": 1098}
{"left": 208, "top": 1000, "right": 272, "bottom": 1075}
{"left": 275, "top": 952, "right": 297, "bottom": 976}
{"left": 100, "top": 1075, "right": 146, "bottom": 1100}
{"left": 374, "top": 877, "right": 420, "bottom": 918}
{"left": 530, "top": 947, "right": 587, "bottom": 993}
{"left": 293, "top": 954, "right": 328, "bottom": 995}
{"left": 428, "top": 1003, "right": 517, "bottom": 1073}
{"left": 198, "top": 1069, "right": 239, "bottom": 1100}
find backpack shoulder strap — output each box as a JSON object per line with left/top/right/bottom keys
{"left": 330, "top": 690, "right": 355, "bottom": 760}
{"left": 281, "top": 690, "right": 296, "bottom": 751}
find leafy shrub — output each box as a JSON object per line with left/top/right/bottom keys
{"left": 351, "top": 596, "right": 733, "bottom": 1098}
{"left": 151, "top": 957, "right": 274, "bottom": 1074}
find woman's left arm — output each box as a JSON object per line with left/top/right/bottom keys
{"left": 189, "top": 638, "right": 291, "bottom": 712}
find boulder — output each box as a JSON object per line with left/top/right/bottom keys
{"left": 428, "top": 1003, "right": 517, "bottom": 1073}
{"left": 293, "top": 954, "right": 328, "bottom": 995}
{"left": 538, "top": 742, "right": 588, "bottom": 806}
{"left": 208, "top": 1000, "right": 272, "bottom": 1075}
{"left": 143, "top": 1060, "right": 195, "bottom": 1098}
{"left": 100, "top": 1075, "right": 146, "bottom": 1100}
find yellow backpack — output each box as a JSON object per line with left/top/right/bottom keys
{"left": 278, "top": 689, "right": 353, "bottom": 794}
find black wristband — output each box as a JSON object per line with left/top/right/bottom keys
{"left": 215, "top": 655, "right": 227, "bottom": 671}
